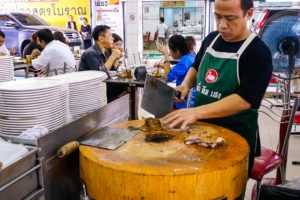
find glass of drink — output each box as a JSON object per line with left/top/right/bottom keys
{"left": 26, "top": 55, "right": 32, "bottom": 64}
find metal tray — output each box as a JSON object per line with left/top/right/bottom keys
{"left": 0, "top": 146, "right": 42, "bottom": 200}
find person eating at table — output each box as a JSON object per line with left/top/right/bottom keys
{"left": 30, "top": 29, "right": 76, "bottom": 77}
{"left": 161, "top": 0, "right": 273, "bottom": 173}
{"left": 79, "top": 25, "right": 121, "bottom": 72}
{"left": 0, "top": 30, "right": 14, "bottom": 56}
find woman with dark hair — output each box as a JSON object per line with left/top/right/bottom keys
{"left": 111, "top": 33, "right": 123, "bottom": 69}
{"left": 185, "top": 36, "right": 196, "bottom": 55}
{"left": 159, "top": 34, "right": 196, "bottom": 108}
{"left": 80, "top": 18, "right": 92, "bottom": 49}
{"left": 54, "top": 31, "right": 67, "bottom": 44}
{"left": 23, "top": 32, "right": 42, "bottom": 57}
{"left": 107, "top": 33, "right": 127, "bottom": 102}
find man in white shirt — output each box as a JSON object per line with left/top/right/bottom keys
{"left": 0, "top": 30, "right": 10, "bottom": 56}
{"left": 157, "top": 17, "right": 168, "bottom": 45}
{"left": 31, "top": 29, "right": 76, "bottom": 77}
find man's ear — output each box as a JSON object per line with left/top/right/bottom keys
{"left": 246, "top": 8, "right": 254, "bottom": 20}
{"left": 98, "top": 35, "right": 104, "bottom": 42}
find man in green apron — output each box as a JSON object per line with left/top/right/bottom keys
{"left": 162, "top": 0, "right": 273, "bottom": 172}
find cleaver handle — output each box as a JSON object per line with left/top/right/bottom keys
{"left": 175, "top": 90, "right": 182, "bottom": 99}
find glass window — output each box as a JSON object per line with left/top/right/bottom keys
{"left": 11, "top": 13, "right": 48, "bottom": 26}
{"left": 0, "top": 16, "right": 11, "bottom": 27}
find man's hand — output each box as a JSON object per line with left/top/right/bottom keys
{"left": 110, "top": 49, "right": 121, "bottom": 60}
{"left": 31, "top": 49, "right": 41, "bottom": 58}
{"left": 0, "top": 52, "right": 6, "bottom": 56}
{"left": 161, "top": 108, "right": 199, "bottom": 129}
{"left": 175, "top": 84, "right": 190, "bottom": 103}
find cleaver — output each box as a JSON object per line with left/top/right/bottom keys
{"left": 80, "top": 127, "right": 138, "bottom": 150}
{"left": 141, "top": 74, "right": 175, "bottom": 118}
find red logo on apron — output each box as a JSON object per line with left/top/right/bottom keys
{"left": 205, "top": 69, "right": 218, "bottom": 83}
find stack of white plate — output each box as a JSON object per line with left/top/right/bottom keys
{"left": 0, "top": 78, "right": 69, "bottom": 135}
{"left": 50, "top": 71, "right": 108, "bottom": 120}
{"left": 0, "top": 56, "right": 14, "bottom": 82}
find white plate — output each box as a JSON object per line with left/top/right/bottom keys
{"left": 0, "top": 114, "right": 68, "bottom": 126}
{"left": 0, "top": 78, "right": 67, "bottom": 92}
{"left": 0, "top": 104, "right": 69, "bottom": 114}
{"left": 0, "top": 98, "right": 68, "bottom": 109}
{"left": 0, "top": 87, "right": 68, "bottom": 97}
{"left": 49, "top": 71, "right": 107, "bottom": 83}
{"left": 0, "top": 93, "right": 68, "bottom": 104}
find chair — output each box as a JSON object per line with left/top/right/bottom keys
{"left": 144, "top": 31, "right": 158, "bottom": 49}
{"left": 250, "top": 96, "right": 299, "bottom": 200}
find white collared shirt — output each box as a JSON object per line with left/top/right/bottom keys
{"left": 32, "top": 40, "right": 76, "bottom": 76}
{"left": 0, "top": 44, "right": 9, "bottom": 56}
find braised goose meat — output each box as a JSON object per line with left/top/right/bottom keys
{"left": 140, "top": 117, "right": 188, "bottom": 132}
{"left": 185, "top": 132, "right": 225, "bottom": 148}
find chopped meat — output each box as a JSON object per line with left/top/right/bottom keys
{"left": 139, "top": 117, "right": 188, "bottom": 132}
{"left": 185, "top": 132, "right": 225, "bottom": 149}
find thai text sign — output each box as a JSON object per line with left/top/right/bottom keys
{"left": 0, "top": 0, "right": 90, "bottom": 26}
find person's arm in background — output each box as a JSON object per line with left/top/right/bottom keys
{"left": 159, "top": 44, "right": 171, "bottom": 80}
{"left": 104, "top": 49, "right": 121, "bottom": 71}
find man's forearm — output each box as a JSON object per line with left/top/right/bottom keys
{"left": 182, "top": 67, "right": 197, "bottom": 88}
{"left": 104, "top": 56, "right": 116, "bottom": 71}
{"left": 194, "top": 94, "right": 251, "bottom": 120}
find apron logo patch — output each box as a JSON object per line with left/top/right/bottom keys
{"left": 205, "top": 69, "right": 218, "bottom": 83}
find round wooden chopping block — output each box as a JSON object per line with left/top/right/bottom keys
{"left": 80, "top": 120, "right": 249, "bottom": 200}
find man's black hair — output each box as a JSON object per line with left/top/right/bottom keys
{"left": 112, "top": 33, "right": 122, "bottom": 43}
{"left": 36, "top": 29, "right": 54, "bottom": 44}
{"left": 160, "top": 17, "right": 165, "bottom": 23}
{"left": 92, "top": 25, "right": 110, "bottom": 41}
{"left": 241, "top": 0, "right": 253, "bottom": 15}
{"left": 0, "top": 30, "right": 5, "bottom": 38}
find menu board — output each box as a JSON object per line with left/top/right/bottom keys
{"left": 92, "top": 0, "right": 124, "bottom": 39}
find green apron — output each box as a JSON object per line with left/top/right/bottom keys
{"left": 194, "top": 33, "right": 258, "bottom": 171}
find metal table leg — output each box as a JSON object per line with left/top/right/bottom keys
{"left": 128, "top": 86, "right": 137, "bottom": 120}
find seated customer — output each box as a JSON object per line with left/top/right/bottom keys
{"left": 111, "top": 33, "right": 124, "bottom": 69}
{"left": 79, "top": 25, "right": 121, "bottom": 72}
{"left": 31, "top": 29, "right": 76, "bottom": 77}
{"left": 23, "top": 32, "right": 42, "bottom": 57}
{"left": 54, "top": 31, "right": 68, "bottom": 44}
{"left": 0, "top": 30, "right": 11, "bottom": 56}
{"left": 107, "top": 33, "right": 128, "bottom": 102}
{"left": 159, "top": 35, "right": 196, "bottom": 108}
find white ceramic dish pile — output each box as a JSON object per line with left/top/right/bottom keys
{"left": 0, "top": 56, "right": 14, "bottom": 82}
{"left": 0, "top": 78, "right": 69, "bottom": 135}
{"left": 50, "top": 71, "right": 108, "bottom": 120}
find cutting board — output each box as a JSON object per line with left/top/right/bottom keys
{"left": 80, "top": 120, "right": 249, "bottom": 200}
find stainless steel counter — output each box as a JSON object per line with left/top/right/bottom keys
{"left": 1, "top": 95, "right": 129, "bottom": 200}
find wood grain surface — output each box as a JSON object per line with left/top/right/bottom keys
{"left": 80, "top": 120, "right": 249, "bottom": 200}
